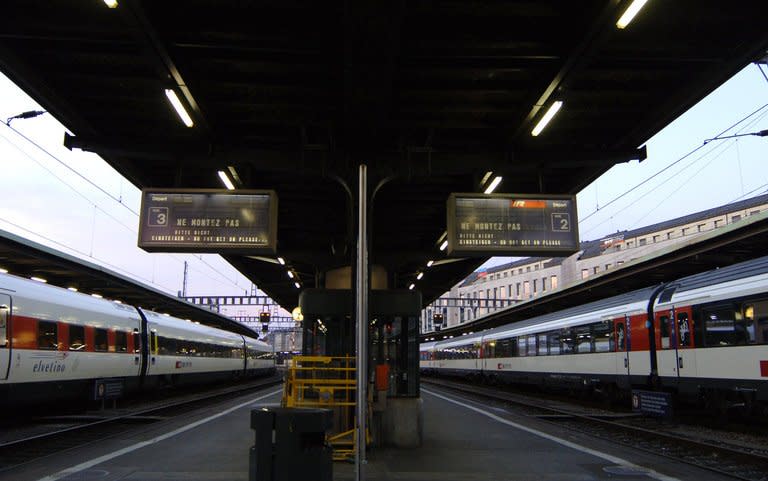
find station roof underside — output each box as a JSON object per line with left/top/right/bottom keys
{"left": 1, "top": 1, "right": 767, "bottom": 311}
{"left": 0, "top": 229, "right": 260, "bottom": 338}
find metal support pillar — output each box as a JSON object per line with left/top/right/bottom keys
{"left": 355, "top": 164, "right": 368, "bottom": 480}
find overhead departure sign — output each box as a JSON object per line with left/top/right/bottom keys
{"left": 447, "top": 193, "right": 579, "bottom": 257}
{"left": 138, "top": 189, "right": 277, "bottom": 253}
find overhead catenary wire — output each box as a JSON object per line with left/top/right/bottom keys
{"left": 579, "top": 101, "right": 768, "bottom": 230}
{"left": 582, "top": 106, "right": 768, "bottom": 237}
{"left": 0, "top": 118, "right": 252, "bottom": 294}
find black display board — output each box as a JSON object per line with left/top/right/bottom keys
{"left": 447, "top": 193, "right": 579, "bottom": 256}
{"left": 138, "top": 189, "right": 277, "bottom": 253}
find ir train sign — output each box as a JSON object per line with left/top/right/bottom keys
{"left": 138, "top": 189, "right": 277, "bottom": 254}
{"left": 446, "top": 193, "right": 579, "bottom": 257}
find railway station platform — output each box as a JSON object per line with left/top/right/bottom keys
{"left": 4, "top": 386, "right": 735, "bottom": 481}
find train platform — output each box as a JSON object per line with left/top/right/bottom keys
{"left": 3, "top": 386, "right": 735, "bottom": 481}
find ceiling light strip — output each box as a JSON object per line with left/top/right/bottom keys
{"left": 531, "top": 101, "right": 563, "bottom": 137}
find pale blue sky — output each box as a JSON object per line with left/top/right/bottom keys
{"left": 1, "top": 64, "right": 767, "bottom": 296}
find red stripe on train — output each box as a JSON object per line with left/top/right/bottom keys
{"left": 761, "top": 360, "right": 768, "bottom": 377}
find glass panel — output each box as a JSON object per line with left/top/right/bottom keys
{"left": 677, "top": 313, "right": 692, "bottom": 347}
{"left": 94, "top": 328, "right": 108, "bottom": 352}
{"left": 615, "top": 321, "right": 626, "bottom": 351}
{"left": 593, "top": 321, "right": 612, "bottom": 352}
{"left": 37, "top": 321, "right": 58, "bottom": 350}
{"left": 659, "top": 315, "right": 670, "bottom": 349}
{"left": 702, "top": 305, "right": 745, "bottom": 346}
{"left": 69, "top": 325, "right": 86, "bottom": 351}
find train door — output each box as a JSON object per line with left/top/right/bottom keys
{"left": 674, "top": 307, "right": 697, "bottom": 380}
{"left": 0, "top": 295, "right": 10, "bottom": 380}
{"left": 613, "top": 315, "right": 630, "bottom": 388}
{"left": 655, "top": 308, "right": 679, "bottom": 382}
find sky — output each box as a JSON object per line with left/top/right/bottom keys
{"left": 0, "top": 63, "right": 767, "bottom": 300}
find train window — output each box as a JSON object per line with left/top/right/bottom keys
{"left": 593, "top": 322, "right": 612, "bottom": 353}
{"left": 574, "top": 326, "right": 592, "bottom": 353}
{"left": 537, "top": 334, "right": 548, "bottom": 356}
{"left": 114, "top": 331, "right": 128, "bottom": 352}
{"left": 615, "top": 322, "right": 626, "bottom": 351}
{"left": 659, "top": 316, "right": 671, "bottom": 349}
{"left": 69, "top": 325, "right": 86, "bottom": 351}
{"left": 526, "top": 335, "right": 537, "bottom": 356}
{"left": 37, "top": 321, "right": 58, "bottom": 350}
{"left": 494, "top": 338, "right": 515, "bottom": 358}
{"left": 94, "top": 328, "right": 108, "bottom": 352}
{"left": 744, "top": 300, "right": 768, "bottom": 344}
{"left": 133, "top": 329, "right": 141, "bottom": 353}
{"left": 677, "top": 313, "right": 692, "bottom": 347}
{"left": 546, "top": 331, "right": 560, "bottom": 355}
{"left": 517, "top": 337, "right": 527, "bottom": 357}
{"left": 560, "top": 329, "right": 574, "bottom": 354}
{"left": 0, "top": 304, "right": 8, "bottom": 347}
{"left": 702, "top": 305, "right": 745, "bottom": 346}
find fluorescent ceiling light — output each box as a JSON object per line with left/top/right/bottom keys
{"left": 294, "top": 282, "right": 301, "bottom": 289}
{"left": 484, "top": 176, "right": 502, "bottom": 194}
{"left": 31, "top": 276, "right": 47, "bottom": 283}
{"left": 164, "top": 89, "right": 194, "bottom": 127}
{"left": 287, "top": 271, "right": 294, "bottom": 279}
{"left": 408, "top": 283, "right": 415, "bottom": 290}
{"left": 439, "top": 240, "right": 448, "bottom": 251}
{"left": 616, "top": 0, "right": 649, "bottom": 29}
{"left": 218, "top": 170, "right": 235, "bottom": 190}
{"left": 0, "top": 268, "right": 7, "bottom": 274}
{"left": 91, "top": 293, "right": 103, "bottom": 298}
{"left": 103, "top": 0, "right": 118, "bottom": 8}
{"left": 277, "top": 257, "right": 285, "bottom": 265}
{"left": 67, "top": 287, "right": 78, "bottom": 292}
{"left": 416, "top": 272, "right": 424, "bottom": 280}
{"left": 426, "top": 260, "right": 434, "bottom": 267}
{"left": 531, "top": 101, "right": 563, "bottom": 136}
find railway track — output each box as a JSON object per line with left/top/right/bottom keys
{"left": 424, "top": 378, "right": 768, "bottom": 481}
{"left": 0, "top": 376, "right": 283, "bottom": 473}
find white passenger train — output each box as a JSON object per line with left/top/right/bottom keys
{"left": 421, "top": 256, "right": 768, "bottom": 412}
{"left": 0, "top": 272, "right": 275, "bottom": 407}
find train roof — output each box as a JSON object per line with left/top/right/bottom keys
{"left": 666, "top": 255, "right": 768, "bottom": 295}
{"left": 141, "top": 308, "right": 245, "bottom": 345}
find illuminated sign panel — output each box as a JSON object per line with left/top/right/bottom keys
{"left": 138, "top": 189, "right": 277, "bottom": 253}
{"left": 447, "top": 193, "right": 579, "bottom": 256}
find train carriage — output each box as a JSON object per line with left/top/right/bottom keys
{"left": 0, "top": 271, "right": 276, "bottom": 408}
{"left": 423, "top": 256, "right": 768, "bottom": 412}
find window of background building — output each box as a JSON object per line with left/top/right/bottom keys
{"left": 533, "top": 279, "right": 537, "bottom": 294}
{"left": 551, "top": 275, "right": 558, "bottom": 289}
{"left": 605, "top": 264, "right": 612, "bottom": 270}
{"left": 617, "top": 261, "right": 624, "bottom": 266}
{"left": 638, "top": 238, "right": 646, "bottom": 246}
{"left": 653, "top": 235, "right": 659, "bottom": 243}
{"left": 750, "top": 210, "right": 760, "bottom": 215}
{"left": 697, "top": 223, "right": 705, "bottom": 232}
{"left": 682, "top": 228, "right": 688, "bottom": 235}
{"left": 581, "top": 269, "right": 589, "bottom": 279}
{"left": 523, "top": 281, "right": 530, "bottom": 298}
{"left": 508, "top": 285, "right": 513, "bottom": 297}
{"left": 593, "top": 266, "right": 599, "bottom": 274}
{"left": 542, "top": 277, "right": 547, "bottom": 292}
{"left": 732, "top": 214, "right": 741, "bottom": 222}
{"left": 714, "top": 219, "right": 721, "bottom": 228}
{"left": 516, "top": 283, "right": 521, "bottom": 298}
{"left": 535, "top": 264, "right": 539, "bottom": 271}
{"left": 667, "top": 231, "right": 673, "bottom": 239}
{"left": 526, "top": 266, "right": 531, "bottom": 272}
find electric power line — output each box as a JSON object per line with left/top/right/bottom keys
{"left": 579, "top": 101, "right": 768, "bottom": 230}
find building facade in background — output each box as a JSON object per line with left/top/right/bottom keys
{"left": 421, "top": 193, "right": 768, "bottom": 333}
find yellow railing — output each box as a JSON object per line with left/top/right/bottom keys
{"left": 282, "top": 356, "right": 369, "bottom": 461}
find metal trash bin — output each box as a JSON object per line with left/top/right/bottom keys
{"left": 250, "top": 406, "right": 333, "bottom": 481}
